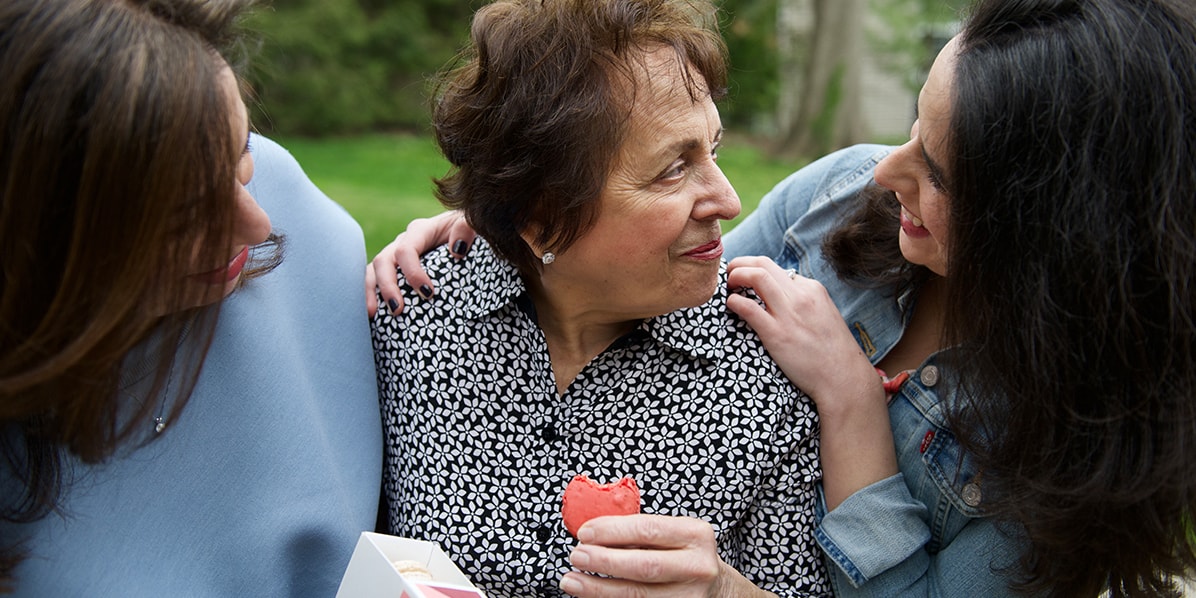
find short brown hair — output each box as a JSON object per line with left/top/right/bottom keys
{"left": 431, "top": 0, "right": 728, "bottom": 276}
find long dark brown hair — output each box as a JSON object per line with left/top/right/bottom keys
{"left": 0, "top": 0, "right": 280, "bottom": 588}
{"left": 827, "top": 0, "right": 1196, "bottom": 595}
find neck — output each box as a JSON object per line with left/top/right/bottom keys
{"left": 877, "top": 275, "right": 948, "bottom": 374}
{"left": 525, "top": 278, "right": 639, "bottom": 395}
{"left": 915, "top": 276, "right": 948, "bottom": 332}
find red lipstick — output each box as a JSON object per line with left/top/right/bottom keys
{"left": 192, "top": 246, "right": 249, "bottom": 285}
{"left": 684, "top": 238, "right": 724, "bottom": 261}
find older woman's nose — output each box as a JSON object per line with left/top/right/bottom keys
{"left": 695, "top": 164, "right": 741, "bottom": 221}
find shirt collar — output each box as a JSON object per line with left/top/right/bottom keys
{"left": 455, "top": 238, "right": 730, "bottom": 363}
{"left": 635, "top": 265, "right": 731, "bottom": 363}
{"left": 454, "top": 238, "right": 527, "bottom": 321}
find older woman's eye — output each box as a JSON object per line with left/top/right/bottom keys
{"left": 660, "top": 162, "right": 687, "bottom": 181}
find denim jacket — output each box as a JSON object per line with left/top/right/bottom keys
{"left": 724, "top": 145, "right": 1022, "bottom": 597}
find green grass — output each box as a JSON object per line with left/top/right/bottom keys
{"left": 277, "top": 132, "right": 806, "bottom": 258}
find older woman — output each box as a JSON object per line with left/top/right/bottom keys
{"left": 375, "top": 0, "right": 1196, "bottom": 595}
{"left": 370, "top": 0, "right": 826, "bottom": 596}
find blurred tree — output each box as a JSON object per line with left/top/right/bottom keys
{"left": 242, "top": 0, "right": 961, "bottom": 141}
{"left": 771, "top": 0, "right": 961, "bottom": 158}
{"left": 244, "top": 0, "right": 474, "bottom": 136}
{"left": 718, "top": 0, "right": 780, "bottom": 133}
{"left": 870, "top": 0, "right": 964, "bottom": 92}
{"left": 248, "top": 0, "right": 782, "bottom": 136}
{"left": 774, "top": 0, "right": 866, "bottom": 158}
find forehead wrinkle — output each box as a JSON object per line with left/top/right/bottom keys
{"left": 613, "top": 48, "right": 722, "bottom": 186}
{"left": 662, "top": 124, "right": 722, "bottom": 157}
{"left": 626, "top": 69, "right": 693, "bottom": 151}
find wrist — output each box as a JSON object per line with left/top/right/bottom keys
{"left": 808, "top": 366, "right": 887, "bottom": 421}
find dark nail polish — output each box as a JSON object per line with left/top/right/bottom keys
{"left": 419, "top": 284, "right": 433, "bottom": 299}
{"left": 387, "top": 298, "right": 399, "bottom": 312}
{"left": 452, "top": 239, "right": 470, "bottom": 257}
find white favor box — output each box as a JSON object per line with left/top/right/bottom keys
{"left": 336, "top": 532, "right": 486, "bottom": 598}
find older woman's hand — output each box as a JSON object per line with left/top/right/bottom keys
{"left": 365, "top": 210, "right": 476, "bottom": 317}
{"left": 558, "top": 514, "right": 776, "bottom": 598}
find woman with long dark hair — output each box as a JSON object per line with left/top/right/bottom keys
{"left": 1, "top": 0, "right": 379, "bottom": 594}
{"left": 726, "top": 0, "right": 1196, "bottom": 595}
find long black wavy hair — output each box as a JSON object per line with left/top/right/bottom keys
{"left": 826, "top": 0, "right": 1196, "bottom": 595}
{"left": 945, "top": 0, "right": 1196, "bottom": 595}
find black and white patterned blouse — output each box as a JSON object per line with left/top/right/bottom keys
{"left": 372, "top": 238, "right": 829, "bottom": 597}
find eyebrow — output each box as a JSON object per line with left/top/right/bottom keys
{"left": 661, "top": 127, "right": 724, "bottom": 155}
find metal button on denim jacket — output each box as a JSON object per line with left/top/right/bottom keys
{"left": 888, "top": 358, "right": 987, "bottom": 549}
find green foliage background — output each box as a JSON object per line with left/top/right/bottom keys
{"left": 244, "top": 0, "right": 476, "bottom": 135}
{"left": 242, "top": 0, "right": 963, "bottom": 138}
{"left": 243, "top": 0, "right": 780, "bottom": 136}
{"left": 719, "top": 0, "right": 779, "bottom": 131}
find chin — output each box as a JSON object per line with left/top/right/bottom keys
{"left": 220, "top": 275, "right": 244, "bottom": 299}
{"left": 898, "top": 239, "right": 948, "bottom": 276}
{"left": 898, "top": 241, "right": 927, "bottom": 268}
{"left": 672, "top": 270, "right": 721, "bottom": 311}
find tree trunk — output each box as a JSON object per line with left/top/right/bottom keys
{"left": 774, "top": 0, "right": 867, "bottom": 159}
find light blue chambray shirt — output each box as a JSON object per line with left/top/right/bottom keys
{"left": 724, "top": 144, "right": 1024, "bottom": 597}
{"left": 3, "top": 135, "right": 382, "bottom": 597}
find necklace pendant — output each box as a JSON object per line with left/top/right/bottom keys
{"left": 154, "top": 417, "right": 167, "bottom": 434}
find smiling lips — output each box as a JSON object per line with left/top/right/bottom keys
{"left": 192, "top": 246, "right": 249, "bottom": 285}
{"left": 684, "top": 238, "right": 724, "bottom": 261}
{"left": 900, "top": 207, "right": 931, "bottom": 239}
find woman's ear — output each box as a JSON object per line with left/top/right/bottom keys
{"left": 519, "top": 223, "right": 558, "bottom": 266}
{"left": 519, "top": 223, "right": 544, "bottom": 256}
{"left": 518, "top": 225, "right": 538, "bottom": 250}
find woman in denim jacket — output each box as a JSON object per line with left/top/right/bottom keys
{"left": 726, "top": 144, "right": 1001, "bottom": 596}
{"left": 725, "top": 0, "right": 1196, "bottom": 596}
{"left": 728, "top": 143, "right": 1010, "bottom": 596}
{"left": 373, "top": 0, "right": 1196, "bottom": 595}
